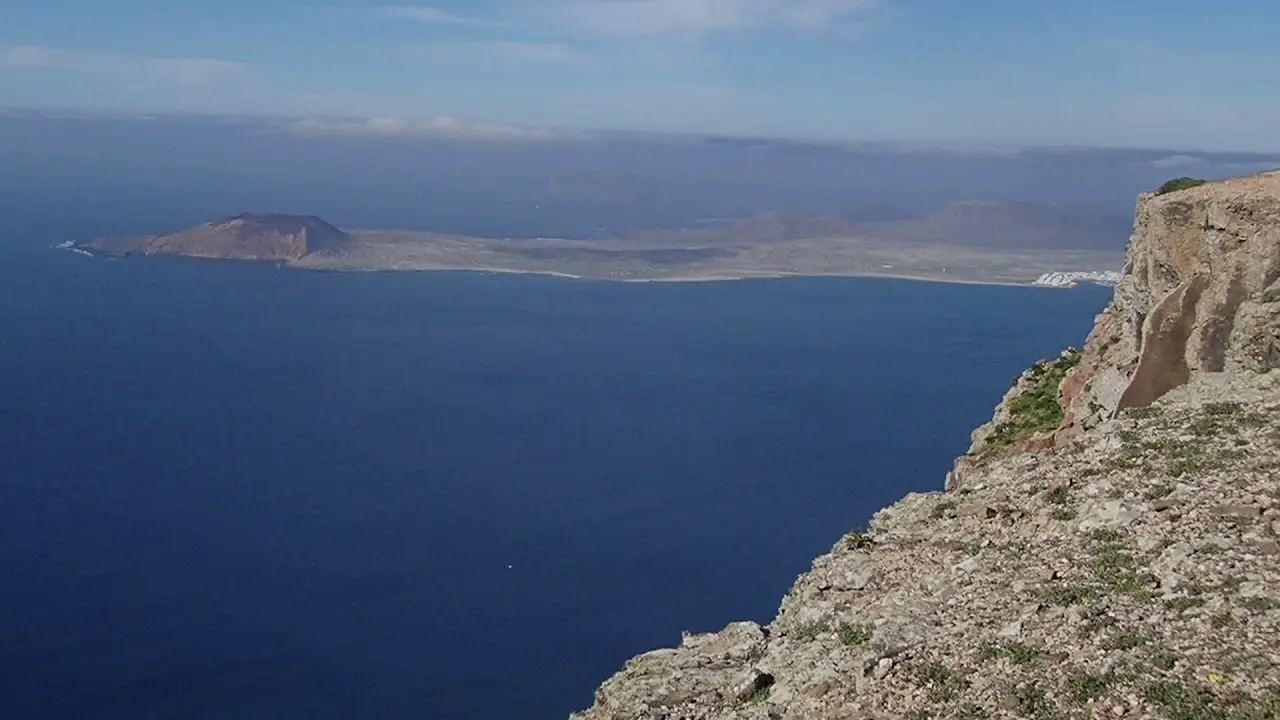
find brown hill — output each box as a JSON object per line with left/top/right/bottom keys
{"left": 624, "top": 212, "right": 859, "bottom": 246}
{"left": 860, "top": 201, "right": 1131, "bottom": 251}
{"left": 87, "top": 213, "right": 350, "bottom": 261}
{"left": 622, "top": 204, "right": 1127, "bottom": 251}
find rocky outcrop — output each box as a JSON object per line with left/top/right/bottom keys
{"left": 87, "top": 213, "right": 351, "bottom": 262}
{"left": 948, "top": 171, "right": 1280, "bottom": 489}
{"left": 1060, "top": 171, "right": 1280, "bottom": 436}
{"left": 573, "top": 173, "right": 1280, "bottom": 719}
{"left": 946, "top": 348, "right": 1081, "bottom": 491}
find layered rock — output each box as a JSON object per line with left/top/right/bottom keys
{"left": 573, "top": 173, "right": 1280, "bottom": 719}
{"left": 949, "top": 171, "right": 1280, "bottom": 489}
{"left": 1058, "top": 171, "right": 1280, "bottom": 436}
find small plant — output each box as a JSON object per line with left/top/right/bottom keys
{"left": 743, "top": 684, "right": 771, "bottom": 704}
{"left": 1105, "top": 631, "right": 1149, "bottom": 651}
{"left": 916, "top": 662, "right": 969, "bottom": 702}
{"left": 1171, "top": 453, "right": 1225, "bottom": 476}
{"left": 1050, "top": 507, "right": 1077, "bottom": 521}
{"left": 1044, "top": 486, "right": 1071, "bottom": 505}
{"left": 1078, "top": 616, "right": 1112, "bottom": 638}
{"left": 977, "top": 640, "right": 1001, "bottom": 661}
{"left": 1204, "top": 401, "right": 1243, "bottom": 416}
{"left": 946, "top": 540, "right": 983, "bottom": 556}
{"left": 1090, "top": 529, "right": 1126, "bottom": 544}
{"left": 1142, "top": 679, "right": 1218, "bottom": 717}
{"left": 1187, "top": 402, "right": 1266, "bottom": 437}
{"left": 979, "top": 639, "right": 1047, "bottom": 666}
{"left": 1126, "top": 405, "right": 1161, "bottom": 420}
{"left": 1217, "top": 514, "right": 1256, "bottom": 532}
{"left": 1242, "top": 596, "right": 1280, "bottom": 613}
{"left": 1150, "top": 648, "right": 1178, "bottom": 671}
{"left": 1164, "top": 596, "right": 1206, "bottom": 613}
{"left": 792, "top": 619, "right": 829, "bottom": 641}
{"left": 1210, "top": 612, "right": 1237, "bottom": 629}
{"left": 1145, "top": 684, "right": 1280, "bottom": 719}
{"left": 1153, "top": 177, "right": 1208, "bottom": 195}
{"left": 843, "top": 531, "right": 874, "bottom": 551}
{"left": 1238, "top": 410, "right": 1270, "bottom": 428}
{"left": 1065, "top": 669, "right": 1116, "bottom": 703}
{"left": 1041, "top": 584, "right": 1097, "bottom": 607}
{"left": 728, "top": 673, "right": 776, "bottom": 708}
{"left": 1013, "top": 681, "right": 1060, "bottom": 719}
{"left": 1089, "top": 531, "right": 1146, "bottom": 594}
{"left": 1103, "top": 454, "right": 1142, "bottom": 472}
{"left": 931, "top": 500, "right": 958, "bottom": 519}
{"left": 838, "top": 622, "right": 874, "bottom": 647}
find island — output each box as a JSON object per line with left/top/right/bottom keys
{"left": 71, "top": 204, "right": 1127, "bottom": 287}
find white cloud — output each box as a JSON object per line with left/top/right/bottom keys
{"left": 551, "top": 0, "right": 879, "bottom": 36}
{"left": 0, "top": 45, "right": 245, "bottom": 85}
{"left": 1150, "top": 154, "right": 1204, "bottom": 168}
{"left": 1148, "top": 154, "right": 1280, "bottom": 173}
{"left": 284, "top": 115, "right": 567, "bottom": 141}
{"left": 1222, "top": 161, "right": 1280, "bottom": 173}
{"left": 423, "top": 41, "right": 587, "bottom": 65}
{"left": 485, "top": 41, "right": 585, "bottom": 63}
{"left": 141, "top": 57, "right": 246, "bottom": 84}
{"left": 375, "top": 5, "right": 494, "bottom": 27}
{"left": 376, "top": 0, "right": 879, "bottom": 38}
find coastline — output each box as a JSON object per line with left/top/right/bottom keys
{"left": 61, "top": 244, "right": 1097, "bottom": 290}
{"left": 284, "top": 260, "right": 1065, "bottom": 290}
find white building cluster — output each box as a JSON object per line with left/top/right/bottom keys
{"left": 1032, "top": 270, "right": 1123, "bottom": 288}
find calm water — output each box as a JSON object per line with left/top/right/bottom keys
{"left": 0, "top": 246, "right": 1110, "bottom": 719}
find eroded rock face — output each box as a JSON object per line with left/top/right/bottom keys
{"left": 1060, "top": 171, "right": 1280, "bottom": 437}
{"left": 952, "top": 171, "right": 1280, "bottom": 480}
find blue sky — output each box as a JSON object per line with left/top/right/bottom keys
{"left": 2, "top": 0, "right": 1278, "bottom": 150}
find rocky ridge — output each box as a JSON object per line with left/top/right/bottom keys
{"left": 573, "top": 173, "right": 1280, "bottom": 720}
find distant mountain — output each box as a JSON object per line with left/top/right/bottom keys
{"left": 859, "top": 201, "right": 1131, "bottom": 251}
{"left": 623, "top": 212, "right": 857, "bottom": 246}
{"left": 86, "top": 213, "right": 351, "bottom": 261}
{"left": 623, "top": 203, "right": 1130, "bottom": 251}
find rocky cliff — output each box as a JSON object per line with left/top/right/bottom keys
{"left": 87, "top": 213, "right": 351, "bottom": 261}
{"left": 949, "top": 171, "right": 1280, "bottom": 490}
{"left": 573, "top": 172, "right": 1280, "bottom": 719}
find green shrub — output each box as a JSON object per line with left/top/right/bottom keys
{"left": 985, "top": 350, "right": 1081, "bottom": 451}
{"left": 1154, "top": 177, "right": 1207, "bottom": 195}
{"left": 838, "top": 622, "right": 874, "bottom": 647}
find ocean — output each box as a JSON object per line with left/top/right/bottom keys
{"left": 0, "top": 244, "right": 1110, "bottom": 718}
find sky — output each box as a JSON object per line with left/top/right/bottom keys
{"left": 2, "top": 0, "right": 1279, "bottom": 150}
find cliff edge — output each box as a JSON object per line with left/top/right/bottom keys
{"left": 951, "top": 171, "right": 1280, "bottom": 489}
{"left": 573, "top": 172, "right": 1280, "bottom": 719}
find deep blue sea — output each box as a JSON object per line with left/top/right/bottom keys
{"left": 0, "top": 243, "right": 1110, "bottom": 719}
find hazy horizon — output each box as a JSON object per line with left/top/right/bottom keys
{"left": 8, "top": 104, "right": 1280, "bottom": 156}
{"left": 6, "top": 2, "right": 1280, "bottom": 151}
{"left": 3, "top": 110, "right": 1278, "bottom": 247}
